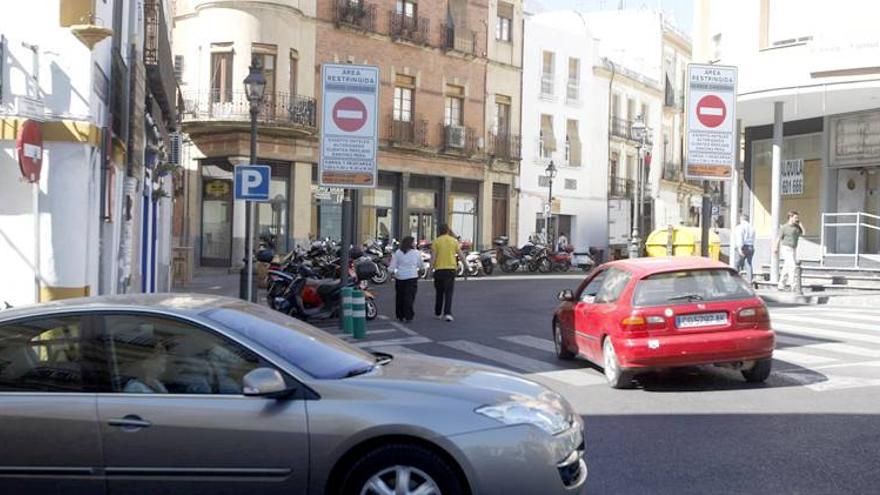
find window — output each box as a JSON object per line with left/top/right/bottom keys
{"left": 103, "top": 314, "right": 262, "bottom": 395}
{"left": 611, "top": 93, "right": 620, "bottom": 120}
{"left": 641, "top": 103, "right": 649, "bottom": 127}
{"left": 360, "top": 188, "right": 395, "bottom": 242}
{"left": 580, "top": 270, "right": 607, "bottom": 301}
{"left": 444, "top": 84, "right": 464, "bottom": 126}
{"left": 627, "top": 97, "right": 635, "bottom": 122}
{"left": 393, "top": 74, "right": 415, "bottom": 122}
{"left": 174, "top": 54, "right": 185, "bottom": 84}
{"left": 540, "top": 114, "right": 555, "bottom": 158}
{"left": 396, "top": 0, "right": 416, "bottom": 17}
{"left": 565, "top": 178, "right": 577, "bottom": 190}
{"left": 449, "top": 195, "right": 477, "bottom": 244}
{"left": 538, "top": 175, "right": 551, "bottom": 188}
{"left": 567, "top": 57, "right": 580, "bottom": 101}
{"left": 252, "top": 44, "right": 277, "bottom": 105}
{"left": 210, "top": 44, "right": 233, "bottom": 103}
{"left": 594, "top": 268, "right": 632, "bottom": 304}
{"left": 289, "top": 49, "right": 299, "bottom": 96}
{"left": 496, "top": 1, "right": 513, "bottom": 41}
{"left": 494, "top": 96, "right": 511, "bottom": 135}
{"left": 633, "top": 269, "right": 754, "bottom": 307}
{"left": 541, "top": 51, "right": 555, "bottom": 96}
{"left": 0, "top": 315, "right": 99, "bottom": 392}
{"left": 566, "top": 119, "right": 581, "bottom": 167}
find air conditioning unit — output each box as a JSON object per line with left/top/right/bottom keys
{"left": 446, "top": 125, "right": 466, "bottom": 148}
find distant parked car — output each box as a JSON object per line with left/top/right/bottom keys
{"left": 0, "top": 294, "right": 586, "bottom": 495}
{"left": 552, "top": 257, "right": 775, "bottom": 389}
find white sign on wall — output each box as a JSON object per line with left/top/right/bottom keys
{"left": 319, "top": 64, "right": 379, "bottom": 188}
{"left": 686, "top": 64, "right": 737, "bottom": 181}
{"left": 782, "top": 159, "right": 804, "bottom": 196}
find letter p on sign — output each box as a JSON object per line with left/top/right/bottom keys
{"left": 234, "top": 165, "right": 271, "bottom": 201}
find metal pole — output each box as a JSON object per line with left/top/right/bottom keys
{"left": 729, "top": 119, "right": 741, "bottom": 267}
{"left": 341, "top": 189, "right": 352, "bottom": 287}
{"left": 33, "top": 182, "right": 40, "bottom": 302}
{"left": 700, "top": 180, "right": 711, "bottom": 257}
{"left": 245, "top": 106, "right": 258, "bottom": 302}
{"left": 547, "top": 177, "right": 553, "bottom": 245}
{"left": 769, "top": 101, "right": 784, "bottom": 283}
{"left": 855, "top": 213, "right": 861, "bottom": 268}
{"left": 629, "top": 146, "right": 641, "bottom": 258}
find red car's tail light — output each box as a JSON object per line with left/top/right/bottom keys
{"left": 621, "top": 314, "right": 649, "bottom": 337}
{"left": 737, "top": 306, "right": 770, "bottom": 328}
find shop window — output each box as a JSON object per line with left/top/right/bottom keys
{"left": 449, "top": 194, "right": 477, "bottom": 244}
{"left": 360, "top": 188, "right": 395, "bottom": 243}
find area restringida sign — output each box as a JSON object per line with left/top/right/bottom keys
{"left": 319, "top": 64, "right": 379, "bottom": 188}
{"left": 686, "top": 64, "right": 738, "bottom": 181}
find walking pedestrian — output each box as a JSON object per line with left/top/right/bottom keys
{"left": 733, "top": 214, "right": 756, "bottom": 283}
{"left": 432, "top": 224, "right": 465, "bottom": 322}
{"left": 773, "top": 210, "right": 804, "bottom": 291}
{"left": 389, "top": 236, "right": 421, "bottom": 323}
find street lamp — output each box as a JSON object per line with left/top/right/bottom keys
{"left": 629, "top": 115, "right": 647, "bottom": 259}
{"left": 545, "top": 160, "right": 557, "bottom": 246}
{"left": 240, "top": 58, "right": 266, "bottom": 302}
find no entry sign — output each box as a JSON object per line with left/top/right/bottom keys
{"left": 320, "top": 64, "right": 379, "bottom": 188}
{"left": 16, "top": 120, "right": 43, "bottom": 183}
{"left": 686, "top": 64, "right": 737, "bottom": 181}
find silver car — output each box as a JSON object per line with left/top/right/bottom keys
{"left": 0, "top": 294, "right": 586, "bottom": 495}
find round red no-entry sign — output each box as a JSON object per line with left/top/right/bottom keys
{"left": 16, "top": 119, "right": 44, "bottom": 183}
{"left": 696, "top": 95, "right": 727, "bottom": 128}
{"left": 332, "top": 97, "right": 368, "bottom": 133}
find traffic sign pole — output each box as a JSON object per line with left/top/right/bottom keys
{"left": 339, "top": 189, "right": 352, "bottom": 330}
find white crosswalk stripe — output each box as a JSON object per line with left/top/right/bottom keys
{"left": 441, "top": 340, "right": 563, "bottom": 374}
{"left": 498, "top": 335, "right": 557, "bottom": 354}
{"left": 774, "top": 334, "right": 880, "bottom": 359}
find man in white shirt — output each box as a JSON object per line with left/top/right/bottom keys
{"left": 733, "top": 214, "right": 756, "bottom": 283}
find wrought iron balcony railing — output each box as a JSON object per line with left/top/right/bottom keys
{"left": 182, "top": 90, "right": 317, "bottom": 130}
{"left": 488, "top": 132, "right": 522, "bottom": 161}
{"left": 609, "top": 176, "right": 635, "bottom": 199}
{"left": 334, "top": 0, "right": 377, "bottom": 31}
{"left": 441, "top": 24, "right": 476, "bottom": 55}
{"left": 390, "top": 12, "right": 430, "bottom": 45}
{"left": 389, "top": 117, "right": 428, "bottom": 147}
{"left": 440, "top": 124, "right": 477, "bottom": 155}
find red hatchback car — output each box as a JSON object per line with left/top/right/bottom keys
{"left": 552, "top": 257, "right": 775, "bottom": 388}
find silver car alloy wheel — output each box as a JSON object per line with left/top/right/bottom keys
{"left": 360, "top": 465, "right": 441, "bottom": 495}
{"left": 603, "top": 338, "right": 619, "bottom": 384}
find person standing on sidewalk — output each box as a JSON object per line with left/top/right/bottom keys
{"left": 432, "top": 225, "right": 465, "bottom": 322}
{"left": 773, "top": 210, "right": 804, "bottom": 291}
{"left": 733, "top": 214, "right": 756, "bottom": 283}
{"left": 389, "top": 236, "right": 421, "bottom": 323}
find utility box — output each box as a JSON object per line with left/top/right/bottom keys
{"left": 646, "top": 225, "right": 721, "bottom": 261}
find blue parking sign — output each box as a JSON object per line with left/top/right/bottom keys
{"left": 234, "top": 165, "right": 271, "bottom": 201}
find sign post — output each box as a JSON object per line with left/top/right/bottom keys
{"left": 686, "top": 64, "right": 737, "bottom": 256}
{"left": 320, "top": 63, "right": 379, "bottom": 294}
{"left": 234, "top": 164, "right": 271, "bottom": 302}
{"left": 17, "top": 120, "right": 44, "bottom": 302}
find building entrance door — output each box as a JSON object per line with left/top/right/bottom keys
{"left": 201, "top": 178, "right": 233, "bottom": 266}
{"left": 409, "top": 212, "right": 435, "bottom": 243}
{"left": 836, "top": 168, "right": 868, "bottom": 254}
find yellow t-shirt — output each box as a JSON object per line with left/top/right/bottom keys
{"left": 433, "top": 235, "right": 459, "bottom": 271}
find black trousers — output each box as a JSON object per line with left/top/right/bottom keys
{"left": 433, "top": 269, "right": 456, "bottom": 316}
{"left": 395, "top": 278, "right": 418, "bottom": 321}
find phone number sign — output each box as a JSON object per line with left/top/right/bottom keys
{"left": 782, "top": 159, "right": 804, "bottom": 196}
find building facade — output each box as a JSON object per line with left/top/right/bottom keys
{"left": 174, "top": 0, "right": 319, "bottom": 268}
{"left": 519, "top": 11, "right": 609, "bottom": 251}
{"left": 694, "top": 0, "right": 880, "bottom": 270}
{"left": 315, "top": 0, "right": 521, "bottom": 247}
{"left": 0, "top": 0, "right": 178, "bottom": 306}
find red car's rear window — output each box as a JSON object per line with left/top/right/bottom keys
{"left": 632, "top": 269, "right": 755, "bottom": 307}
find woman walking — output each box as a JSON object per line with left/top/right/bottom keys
{"left": 389, "top": 236, "right": 421, "bottom": 322}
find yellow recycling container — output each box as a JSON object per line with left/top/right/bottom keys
{"left": 645, "top": 225, "right": 721, "bottom": 261}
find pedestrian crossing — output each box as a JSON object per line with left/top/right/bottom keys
{"left": 351, "top": 305, "right": 880, "bottom": 392}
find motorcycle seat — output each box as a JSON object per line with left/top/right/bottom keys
{"left": 315, "top": 280, "right": 342, "bottom": 298}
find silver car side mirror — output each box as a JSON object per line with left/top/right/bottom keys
{"left": 243, "top": 368, "right": 289, "bottom": 398}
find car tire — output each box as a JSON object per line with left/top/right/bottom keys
{"left": 554, "top": 320, "right": 575, "bottom": 360}
{"left": 603, "top": 338, "right": 634, "bottom": 389}
{"left": 741, "top": 358, "right": 772, "bottom": 383}
{"left": 339, "top": 443, "right": 465, "bottom": 495}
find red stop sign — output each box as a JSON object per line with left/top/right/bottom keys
{"left": 332, "top": 97, "right": 368, "bottom": 133}
{"left": 696, "top": 95, "right": 727, "bottom": 128}
{"left": 16, "top": 120, "right": 43, "bottom": 183}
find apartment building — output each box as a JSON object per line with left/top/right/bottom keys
{"left": 316, "top": 0, "right": 522, "bottom": 246}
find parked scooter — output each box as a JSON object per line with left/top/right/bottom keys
{"left": 363, "top": 239, "right": 391, "bottom": 285}
{"left": 269, "top": 258, "right": 379, "bottom": 322}
{"left": 494, "top": 236, "right": 524, "bottom": 273}
{"left": 417, "top": 240, "right": 433, "bottom": 279}
{"left": 479, "top": 248, "right": 496, "bottom": 275}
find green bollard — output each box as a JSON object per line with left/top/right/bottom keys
{"left": 352, "top": 289, "right": 366, "bottom": 339}
{"left": 341, "top": 287, "right": 354, "bottom": 334}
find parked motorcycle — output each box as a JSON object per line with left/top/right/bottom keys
{"left": 417, "top": 240, "right": 433, "bottom": 279}
{"left": 363, "top": 239, "right": 391, "bottom": 285}
{"left": 494, "top": 236, "right": 524, "bottom": 273}
{"left": 269, "top": 259, "right": 379, "bottom": 322}
{"left": 479, "top": 248, "right": 496, "bottom": 275}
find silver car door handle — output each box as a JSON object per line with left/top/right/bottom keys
{"left": 108, "top": 415, "right": 152, "bottom": 429}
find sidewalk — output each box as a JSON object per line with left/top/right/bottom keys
{"left": 176, "top": 268, "right": 243, "bottom": 299}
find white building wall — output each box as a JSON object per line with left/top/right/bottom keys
{"left": 519, "top": 11, "right": 608, "bottom": 251}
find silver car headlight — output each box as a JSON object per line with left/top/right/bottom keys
{"left": 475, "top": 397, "right": 571, "bottom": 435}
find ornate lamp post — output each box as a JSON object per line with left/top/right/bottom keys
{"left": 545, "top": 160, "right": 557, "bottom": 245}
{"left": 629, "top": 115, "right": 647, "bottom": 259}
{"left": 240, "top": 58, "right": 266, "bottom": 301}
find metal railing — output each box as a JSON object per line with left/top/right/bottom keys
{"left": 610, "top": 116, "right": 654, "bottom": 146}
{"left": 488, "top": 132, "right": 522, "bottom": 161}
{"left": 540, "top": 74, "right": 554, "bottom": 97}
{"left": 334, "top": 0, "right": 377, "bottom": 31}
{"left": 662, "top": 161, "right": 682, "bottom": 182}
{"left": 820, "top": 212, "right": 880, "bottom": 268}
{"left": 390, "top": 12, "right": 430, "bottom": 45}
{"left": 389, "top": 118, "right": 428, "bottom": 147}
{"left": 182, "top": 90, "right": 317, "bottom": 129}
{"left": 441, "top": 24, "right": 476, "bottom": 55}
{"left": 609, "top": 176, "right": 634, "bottom": 198}
{"left": 440, "top": 124, "right": 477, "bottom": 155}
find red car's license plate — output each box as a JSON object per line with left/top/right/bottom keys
{"left": 676, "top": 312, "right": 728, "bottom": 328}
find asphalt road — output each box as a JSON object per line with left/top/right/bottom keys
{"left": 354, "top": 276, "right": 880, "bottom": 495}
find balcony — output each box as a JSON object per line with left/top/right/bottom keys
{"left": 540, "top": 75, "right": 554, "bottom": 98}
{"left": 389, "top": 118, "right": 428, "bottom": 148}
{"left": 440, "top": 124, "right": 477, "bottom": 155}
{"left": 182, "top": 90, "right": 317, "bottom": 133}
{"left": 144, "top": 0, "right": 177, "bottom": 126}
{"left": 334, "top": 0, "right": 377, "bottom": 31}
{"left": 566, "top": 80, "right": 579, "bottom": 103}
{"left": 441, "top": 24, "right": 476, "bottom": 55}
{"left": 390, "top": 12, "right": 430, "bottom": 45}
{"left": 489, "top": 132, "right": 522, "bottom": 161}
{"left": 609, "top": 176, "right": 634, "bottom": 199}
{"left": 610, "top": 117, "right": 654, "bottom": 146}
{"left": 662, "top": 161, "right": 682, "bottom": 182}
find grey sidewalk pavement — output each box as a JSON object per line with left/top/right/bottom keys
{"left": 176, "top": 268, "right": 247, "bottom": 299}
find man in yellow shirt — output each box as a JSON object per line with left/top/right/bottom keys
{"left": 432, "top": 224, "right": 465, "bottom": 322}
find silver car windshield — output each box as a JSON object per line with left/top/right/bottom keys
{"left": 201, "top": 301, "right": 375, "bottom": 379}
